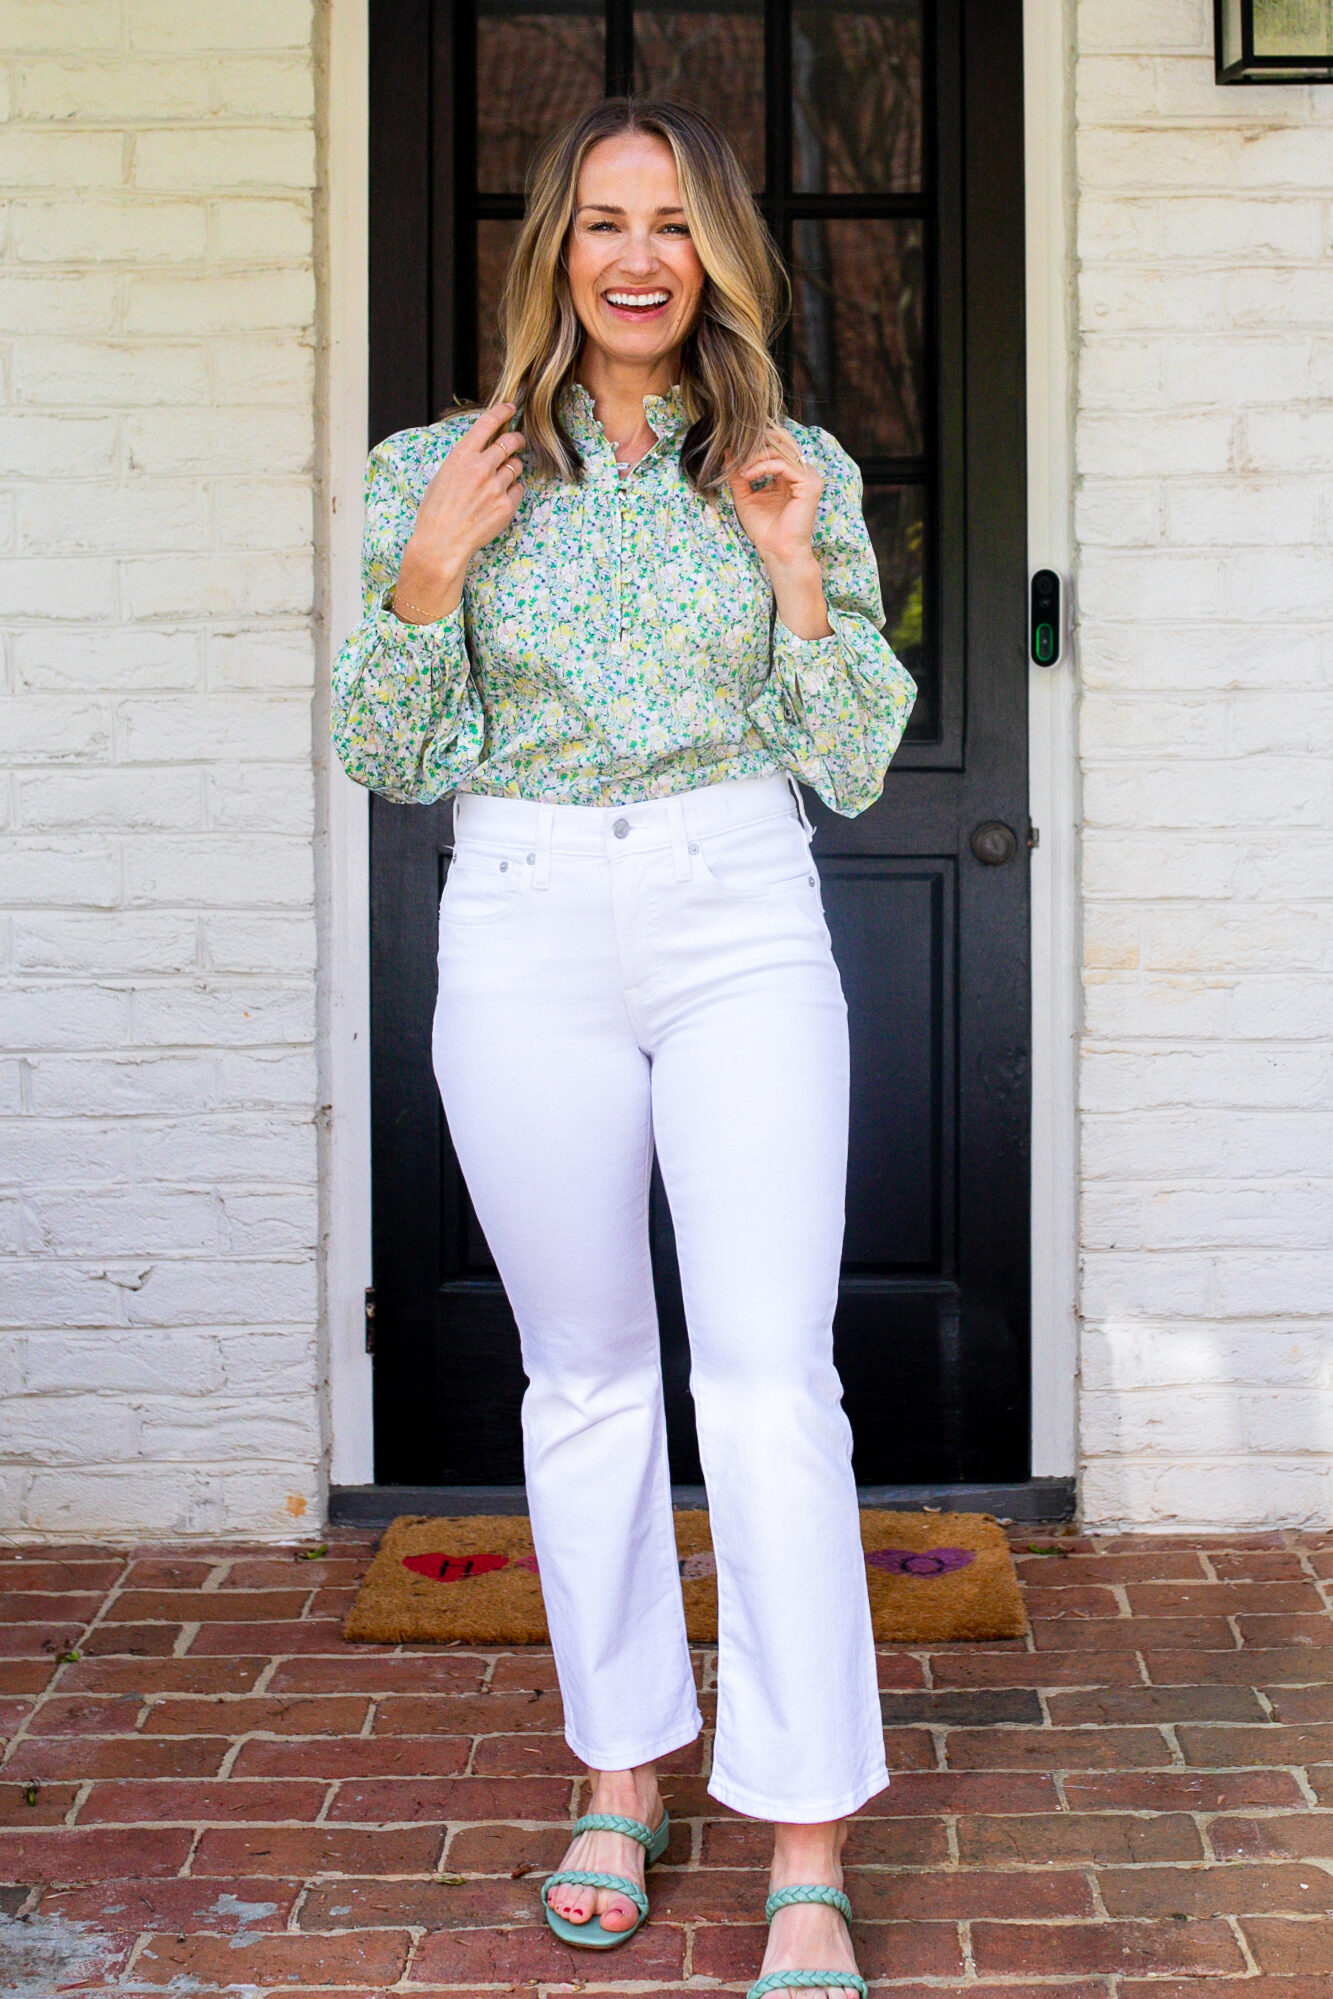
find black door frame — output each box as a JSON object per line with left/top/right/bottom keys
{"left": 336, "top": 0, "right": 1077, "bottom": 1525}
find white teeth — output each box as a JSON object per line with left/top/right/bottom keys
{"left": 605, "top": 291, "right": 669, "bottom": 308}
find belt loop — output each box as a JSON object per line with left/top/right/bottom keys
{"left": 785, "top": 769, "right": 815, "bottom": 843}
{"left": 666, "top": 796, "right": 691, "bottom": 881}
{"left": 534, "top": 802, "right": 555, "bottom": 889}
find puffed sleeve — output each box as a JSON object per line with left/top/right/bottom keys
{"left": 330, "top": 426, "right": 486, "bottom": 803}
{"left": 745, "top": 425, "right": 917, "bottom": 817}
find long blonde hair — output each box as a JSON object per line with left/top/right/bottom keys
{"left": 487, "top": 98, "right": 789, "bottom": 495}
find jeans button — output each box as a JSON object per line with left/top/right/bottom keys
{"left": 612, "top": 818, "right": 630, "bottom": 839}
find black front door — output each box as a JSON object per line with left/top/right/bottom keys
{"left": 366, "top": 0, "right": 1029, "bottom": 1489}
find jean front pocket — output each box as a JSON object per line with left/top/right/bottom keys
{"left": 439, "top": 847, "right": 526, "bottom": 927}
{"left": 693, "top": 815, "right": 824, "bottom": 914}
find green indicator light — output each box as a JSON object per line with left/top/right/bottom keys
{"left": 1036, "top": 623, "right": 1054, "bottom": 663}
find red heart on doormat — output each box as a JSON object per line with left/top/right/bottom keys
{"left": 403, "top": 1551, "right": 511, "bottom": 1583}
{"left": 866, "top": 1547, "right": 975, "bottom": 1577}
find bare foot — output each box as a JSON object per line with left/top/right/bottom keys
{"left": 543, "top": 1762, "right": 665, "bottom": 1934}
{"left": 760, "top": 1819, "right": 860, "bottom": 1999}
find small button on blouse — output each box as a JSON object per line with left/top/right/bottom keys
{"left": 331, "top": 380, "right": 917, "bottom": 817}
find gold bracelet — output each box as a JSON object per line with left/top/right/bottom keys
{"left": 391, "top": 587, "right": 449, "bottom": 626}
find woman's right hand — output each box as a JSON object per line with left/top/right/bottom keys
{"left": 392, "top": 403, "right": 526, "bottom": 624}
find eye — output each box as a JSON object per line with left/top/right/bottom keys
{"left": 660, "top": 224, "right": 690, "bottom": 236}
{"left": 587, "top": 219, "right": 619, "bottom": 233}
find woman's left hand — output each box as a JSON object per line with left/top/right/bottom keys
{"left": 727, "top": 426, "right": 823, "bottom": 572}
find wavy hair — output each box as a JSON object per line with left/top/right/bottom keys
{"left": 478, "top": 98, "right": 789, "bottom": 495}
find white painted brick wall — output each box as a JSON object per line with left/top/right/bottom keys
{"left": 0, "top": 0, "right": 323, "bottom": 1539}
{"left": 1074, "top": 6, "right": 1333, "bottom": 1529}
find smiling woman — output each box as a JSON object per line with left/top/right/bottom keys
{"left": 332, "top": 92, "right": 916, "bottom": 1999}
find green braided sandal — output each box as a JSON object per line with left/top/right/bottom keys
{"left": 746, "top": 1884, "right": 868, "bottom": 1999}
{"left": 540, "top": 1808, "right": 671, "bottom": 1948}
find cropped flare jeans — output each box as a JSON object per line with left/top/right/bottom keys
{"left": 431, "top": 771, "right": 889, "bottom": 1822}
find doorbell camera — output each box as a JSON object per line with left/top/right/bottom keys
{"left": 1030, "top": 569, "right": 1063, "bottom": 667}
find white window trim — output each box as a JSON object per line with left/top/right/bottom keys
{"left": 321, "top": 0, "right": 1081, "bottom": 1491}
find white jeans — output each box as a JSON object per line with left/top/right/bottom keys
{"left": 432, "top": 772, "right": 889, "bottom": 1822}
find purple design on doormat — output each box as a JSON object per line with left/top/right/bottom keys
{"left": 514, "top": 1552, "right": 540, "bottom": 1574}
{"left": 866, "top": 1547, "right": 975, "bottom": 1577}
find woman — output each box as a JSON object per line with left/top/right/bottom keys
{"left": 333, "top": 97, "right": 915, "bottom": 1999}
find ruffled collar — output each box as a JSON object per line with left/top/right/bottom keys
{"left": 558, "top": 378, "right": 687, "bottom": 458}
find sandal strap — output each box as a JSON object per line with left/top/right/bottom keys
{"left": 572, "top": 1811, "right": 657, "bottom": 1849}
{"left": 541, "top": 1868, "right": 649, "bottom": 1919}
{"left": 748, "top": 1975, "right": 867, "bottom": 1999}
{"left": 765, "top": 1885, "right": 854, "bottom": 1924}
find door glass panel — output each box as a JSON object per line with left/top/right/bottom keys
{"left": 863, "top": 483, "right": 931, "bottom": 736}
{"left": 477, "top": 218, "right": 522, "bottom": 399}
{"left": 633, "top": 2, "right": 766, "bottom": 190}
{"left": 791, "top": 0, "right": 923, "bottom": 194}
{"left": 789, "top": 218, "right": 925, "bottom": 459}
{"left": 476, "top": 1, "right": 605, "bottom": 193}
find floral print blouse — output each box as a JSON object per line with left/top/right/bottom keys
{"left": 331, "top": 380, "right": 916, "bottom": 816}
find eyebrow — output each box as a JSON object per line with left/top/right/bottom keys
{"left": 577, "top": 202, "right": 686, "bottom": 217}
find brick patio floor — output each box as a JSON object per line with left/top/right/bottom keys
{"left": 2, "top": 1526, "right": 1333, "bottom": 1996}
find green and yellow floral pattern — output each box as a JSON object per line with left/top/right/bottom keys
{"left": 331, "top": 381, "right": 916, "bottom": 816}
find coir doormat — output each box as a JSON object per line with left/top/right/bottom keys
{"left": 343, "top": 1509, "right": 1026, "bottom": 1646}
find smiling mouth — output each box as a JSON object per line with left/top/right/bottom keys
{"left": 602, "top": 290, "right": 671, "bottom": 316}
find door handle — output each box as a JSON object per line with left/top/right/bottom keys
{"left": 971, "top": 820, "right": 1017, "bottom": 866}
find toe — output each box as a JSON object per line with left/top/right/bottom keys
{"left": 597, "top": 1891, "right": 638, "bottom": 1932}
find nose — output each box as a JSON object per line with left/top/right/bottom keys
{"left": 618, "top": 228, "right": 656, "bottom": 275}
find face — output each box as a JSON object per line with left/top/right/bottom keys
{"left": 565, "top": 131, "right": 707, "bottom": 372}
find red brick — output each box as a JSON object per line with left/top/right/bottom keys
{"left": 119, "top": 1559, "right": 217, "bottom": 1589}
{"left": 1030, "top": 1615, "right": 1236, "bottom": 1651}
{"left": 1101, "top": 1533, "right": 1289, "bottom": 1550}
{"left": 0, "top": 1780, "right": 79, "bottom": 1825}
{"left": 1238, "top": 1616, "right": 1333, "bottom": 1647}
{"left": 78, "top": 1780, "right": 329, "bottom": 1824}
{"left": 1145, "top": 1648, "right": 1333, "bottom": 1685}
{"left": 228, "top": 1558, "right": 369, "bottom": 1587}
{"left": 0, "top": 1622, "right": 85, "bottom": 1658}
{"left": 1305, "top": 1767, "right": 1333, "bottom": 1804}
{"left": 1210, "top": 1817, "right": 1333, "bottom": 1861}
{"left": 928, "top": 1649, "right": 1142, "bottom": 1687}
{"left": 973, "top": 1917, "right": 1245, "bottom": 1978}
{"left": 1128, "top": 1582, "right": 1322, "bottom": 1616}
{"left": 444, "top": 1824, "right": 584, "bottom": 1873}
{"left": 851, "top": 1867, "right": 1095, "bottom": 1921}
{"left": 1180, "top": 1722, "right": 1333, "bottom": 1766}
{"left": 693, "top": 1918, "right": 963, "bottom": 1983}
{"left": 1242, "top": 1920, "right": 1333, "bottom": 1974}
{"left": 0, "top": 1593, "right": 104, "bottom": 1623}
{"left": 132, "top": 1929, "right": 411, "bottom": 1986}
{"left": 1013, "top": 1551, "right": 1208, "bottom": 1583}
{"left": 60, "top": 1656, "right": 266, "bottom": 1694}
{"left": 301, "top": 1874, "right": 540, "bottom": 1929}
{"left": 856, "top": 1770, "right": 1058, "bottom": 1814}
{"left": 370, "top": 1692, "right": 565, "bottom": 1735}
{"left": 327, "top": 1776, "right": 577, "bottom": 1822}
{"left": 0, "top": 1561, "right": 123, "bottom": 1593}
{"left": 945, "top": 1724, "right": 1168, "bottom": 1770}
{"left": 0, "top": 1700, "right": 32, "bottom": 1738}
{"left": 1265, "top": 1685, "right": 1333, "bottom": 1723}
{"left": 192, "top": 1826, "right": 443, "bottom": 1875}
{"left": 1212, "top": 1553, "right": 1311, "bottom": 1582}
{"left": 81, "top": 1622, "right": 180, "bottom": 1657}
{"left": 267, "top": 1654, "right": 487, "bottom": 1694}
{"left": 1120, "top": 1981, "right": 1332, "bottom": 1999}
{"left": 0, "top": 1826, "right": 193, "bottom": 1881}
{"left": 0, "top": 1662, "right": 57, "bottom": 1695}
{"left": 957, "top": 1813, "right": 1205, "bottom": 1866}
{"left": 307, "top": 1586, "right": 360, "bottom": 1616}
{"left": 1065, "top": 1768, "right": 1302, "bottom": 1811}
{"left": 873, "top": 1652, "right": 930, "bottom": 1689}
{"left": 233, "top": 1735, "right": 473, "bottom": 1780}
{"left": 706, "top": 1817, "right": 950, "bottom": 1869}
{"left": 486, "top": 1652, "right": 561, "bottom": 1692}
{"left": 1048, "top": 1684, "right": 1267, "bottom": 1724}
{"left": 142, "top": 1695, "right": 370, "bottom": 1736}
{"left": 469, "top": 1733, "right": 584, "bottom": 1777}
{"left": 1099, "top": 1864, "right": 1333, "bottom": 1917}
{"left": 41, "top": 1875, "right": 303, "bottom": 1930}
{"left": 1015, "top": 1585, "right": 1124, "bottom": 1618}
{"left": 410, "top": 1919, "right": 685, "bottom": 1982}
{"left": 6, "top": 1736, "right": 230, "bottom": 1780}
{"left": 107, "top": 1589, "right": 310, "bottom": 1622}
{"left": 26, "top": 1694, "right": 145, "bottom": 1736}
{"left": 187, "top": 1620, "right": 370, "bottom": 1655}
